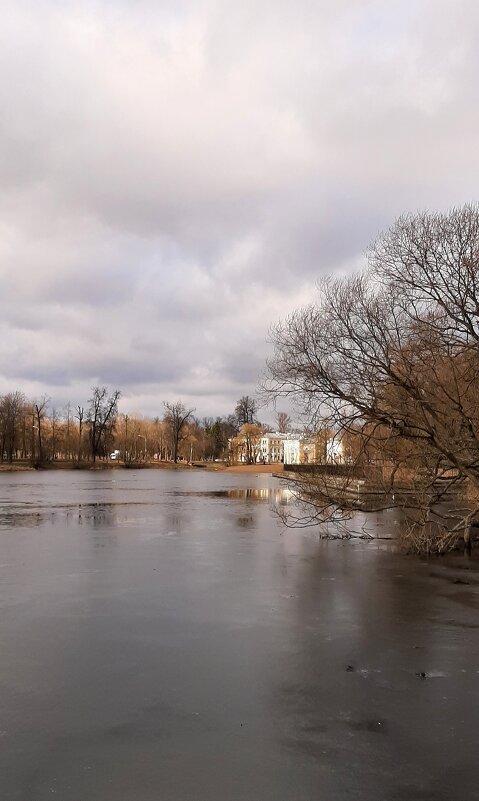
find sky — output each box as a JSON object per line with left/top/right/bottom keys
{"left": 1, "top": 0, "right": 478, "bottom": 421}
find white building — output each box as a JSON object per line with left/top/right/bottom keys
{"left": 258, "top": 432, "right": 289, "bottom": 463}
{"left": 283, "top": 436, "right": 318, "bottom": 464}
{"left": 230, "top": 429, "right": 343, "bottom": 465}
{"left": 283, "top": 438, "right": 301, "bottom": 464}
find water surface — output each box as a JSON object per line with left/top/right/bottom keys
{"left": 0, "top": 469, "right": 477, "bottom": 800}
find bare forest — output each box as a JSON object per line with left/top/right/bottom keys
{"left": 0, "top": 391, "right": 260, "bottom": 468}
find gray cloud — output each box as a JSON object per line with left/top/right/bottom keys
{"left": 0, "top": 0, "right": 478, "bottom": 417}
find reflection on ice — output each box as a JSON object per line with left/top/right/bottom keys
{"left": 0, "top": 501, "right": 151, "bottom": 529}
{"left": 172, "top": 487, "right": 292, "bottom": 502}
{"left": 0, "top": 487, "right": 294, "bottom": 530}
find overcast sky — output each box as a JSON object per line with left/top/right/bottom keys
{"left": 1, "top": 0, "right": 478, "bottom": 420}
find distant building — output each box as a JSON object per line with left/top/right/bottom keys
{"left": 283, "top": 438, "right": 301, "bottom": 464}
{"left": 259, "top": 432, "right": 289, "bottom": 463}
{"left": 229, "top": 427, "right": 345, "bottom": 466}
{"left": 284, "top": 436, "right": 319, "bottom": 464}
{"left": 229, "top": 430, "right": 292, "bottom": 464}
{"left": 282, "top": 432, "right": 345, "bottom": 465}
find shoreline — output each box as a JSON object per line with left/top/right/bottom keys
{"left": 0, "top": 461, "right": 285, "bottom": 475}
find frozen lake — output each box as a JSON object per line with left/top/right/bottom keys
{"left": 0, "top": 469, "right": 478, "bottom": 800}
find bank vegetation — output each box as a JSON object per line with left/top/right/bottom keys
{"left": 0, "top": 391, "right": 272, "bottom": 469}
{"left": 264, "top": 204, "right": 479, "bottom": 554}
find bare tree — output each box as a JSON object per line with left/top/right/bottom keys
{"left": 234, "top": 396, "right": 257, "bottom": 427}
{"left": 87, "top": 387, "right": 120, "bottom": 462}
{"left": 230, "top": 423, "right": 263, "bottom": 465}
{"left": 75, "top": 406, "right": 85, "bottom": 463}
{"left": 265, "top": 204, "right": 479, "bottom": 553}
{"left": 33, "top": 396, "right": 49, "bottom": 465}
{"left": 49, "top": 407, "right": 60, "bottom": 461}
{"left": 164, "top": 401, "right": 195, "bottom": 463}
{"left": 63, "top": 402, "right": 73, "bottom": 460}
{"left": 275, "top": 411, "right": 291, "bottom": 433}
{"left": 0, "top": 391, "right": 25, "bottom": 463}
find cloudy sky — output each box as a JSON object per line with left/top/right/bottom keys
{"left": 1, "top": 0, "right": 478, "bottom": 419}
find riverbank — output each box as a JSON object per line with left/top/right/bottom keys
{"left": 223, "top": 463, "right": 284, "bottom": 474}
{"left": 0, "top": 460, "right": 285, "bottom": 474}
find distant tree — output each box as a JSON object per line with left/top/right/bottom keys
{"left": 49, "top": 407, "right": 60, "bottom": 461}
{"left": 0, "top": 391, "right": 25, "bottom": 463}
{"left": 230, "top": 423, "right": 263, "bottom": 464}
{"left": 275, "top": 411, "right": 291, "bottom": 433}
{"left": 116, "top": 413, "right": 130, "bottom": 462}
{"left": 20, "top": 402, "right": 29, "bottom": 459}
{"left": 226, "top": 414, "right": 240, "bottom": 435}
{"left": 63, "top": 403, "right": 73, "bottom": 460}
{"left": 75, "top": 406, "right": 85, "bottom": 463}
{"left": 164, "top": 401, "right": 195, "bottom": 463}
{"left": 212, "top": 417, "right": 237, "bottom": 460}
{"left": 198, "top": 416, "right": 238, "bottom": 461}
{"left": 234, "top": 396, "right": 257, "bottom": 427}
{"left": 87, "top": 387, "right": 120, "bottom": 462}
{"left": 33, "top": 396, "right": 49, "bottom": 465}
{"left": 151, "top": 416, "right": 169, "bottom": 461}
{"left": 183, "top": 417, "right": 201, "bottom": 462}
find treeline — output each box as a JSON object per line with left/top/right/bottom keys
{"left": 0, "top": 389, "right": 269, "bottom": 466}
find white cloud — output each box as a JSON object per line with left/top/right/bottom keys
{"left": 0, "top": 0, "right": 478, "bottom": 416}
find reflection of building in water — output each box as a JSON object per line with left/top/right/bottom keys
{"left": 223, "top": 488, "right": 292, "bottom": 504}
{"left": 226, "top": 488, "right": 272, "bottom": 500}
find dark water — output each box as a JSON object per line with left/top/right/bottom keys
{"left": 0, "top": 470, "right": 478, "bottom": 801}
